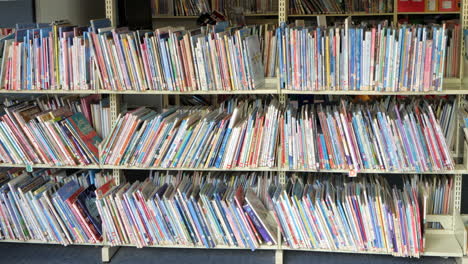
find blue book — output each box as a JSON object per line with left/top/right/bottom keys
{"left": 76, "top": 185, "right": 102, "bottom": 237}
{"left": 213, "top": 185, "right": 237, "bottom": 246}
{"left": 90, "top": 18, "right": 111, "bottom": 33}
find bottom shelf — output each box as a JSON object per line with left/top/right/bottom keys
{"left": 424, "top": 233, "right": 464, "bottom": 257}
{"left": 0, "top": 233, "right": 462, "bottom": 257}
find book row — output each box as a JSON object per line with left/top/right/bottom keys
{"left": 289, "top": 0, "right": 393, "bottom": 15}
{"left": 99, "top": 97, "right": 454, "bottom": 172}
{"left": 2, "top": 19, "right": 461, "bottom": 93}
{"left": 97, "top": 170, "right": 451, "bottom": 257}
{"left": 277, "top": 21, "right": 456, "bottom": 92}
{"left": 152, "top": 0, "right": 278, "bottom": 16}
{"left": 273, "top": 173, "right": 452, "bottom": 257}
{"left": 0, "top": 167, "right": 454, "bottom": 257}
{"left": 0, "top": 20, "right": 272, "bottom": 92}
{"left": 0, "top": 95, "right": 109, "bottom": 166}
{"left": 398, "top": 0, "right": 460, "bottom": 12}
{"left": 280, "top": 97, "right": 454, "bottom": 171}
{"left": 0, "top": 168, "right": 112, "bottom": 244}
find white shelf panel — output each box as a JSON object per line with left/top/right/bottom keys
{"left": 0, "top": 163, "right": 101, "bottom": 170}
{"left": 117, "top": 244, "right": 278, "bottom": 250}
{"left": 1, "top": 163, "right": 466, "bottom": 174}
{"left": 282, "top": 83, "right": 467, "bottom": 95}
{"left": 98, "top": 88, "right": 278, "bottom": 95}
{"left": 100, "top": 165, "right": 278, "bottom": 172}
{"left": 0, "top": 239, "right": 102, "bottom": 246}
{"left": 423, "top": 233, "right": 464, "bottom": 257}
{"left": 282, "top": 164, "right": 468, "bottom": 174}
{"left": 0, "top": 89, "right": 97, "bottom": 94}
{"left": 288, "top": 13, "right": 394, "bottom": 17}
{"left": 282, "top": 233, "right": 463, "bottom": 257}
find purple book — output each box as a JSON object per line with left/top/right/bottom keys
{"left": 243, "top": 203, "right": 273, "bottom": 245}
{"left": 244, "top": 188, "right": 278, "bottom": 245}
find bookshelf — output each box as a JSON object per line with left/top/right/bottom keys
{"left": 0, "top": 0, "right": 465, "bottom": 263}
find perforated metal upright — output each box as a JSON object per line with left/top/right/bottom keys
{"left": 102, "top": 0, "right": 121, "bottom": 261}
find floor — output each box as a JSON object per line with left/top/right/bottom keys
{"left": 0, "top": 243, "right": 458, "bottom": 264}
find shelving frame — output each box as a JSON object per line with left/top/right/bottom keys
{"left": 0, "top": 0, "right": 467, "bottom": 263}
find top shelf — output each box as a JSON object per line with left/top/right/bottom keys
{"left": 152, "top": 13, "right": 279, "bottom": 19}
{"left": 0, "top": 78, "right": 465, "bottom": 96}
{"left": 152, "top": 11, "right": 461, "bottom": 19}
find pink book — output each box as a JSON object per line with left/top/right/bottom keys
{"left": 423, "top": 40, "right": 433, "bottom": 91}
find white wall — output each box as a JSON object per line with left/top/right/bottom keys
{"left": 35, "top": 0, "right": 105, "bottom": 25}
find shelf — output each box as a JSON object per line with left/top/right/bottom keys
{"left": 283, "top": 82, "right": 466, "bottom": 95}
{"left": 98, "top": 88, "right": 278, "bottom": 95}
{"left": 423, "top": 233, "right": 464, "bottom": 257}
{"left": 152, "top": 15, "right": 198, "bottom": 19}
{"left": 0, "top": 163, "right": 101, "bottom": 170}
{"left": 98, "top": 77, "right": 278, "bottom": 95}
{"left": 288, "top": 13, "right": 394, "bottom": 17}
{"left": 117, "top": 244, "right": 278, "bottom": 250}
{"left": 0, "top": 239, "right": 102, "bottom": 246}
{"left": 245, "top": 13, "right": 278, "bottom": 17}
{"left": 281, "top": 233, "right": 463, "bottom": 257}
{"left": 0, "top": 234, "right": 462, "bottom": 257}
{"left": 3, "top": 163, "right": 465, "bottom": 174}
{"left": 152, "top": 13, "right": 278, "bottom": 19}
{"left": 282, "top": 163, "right": 468, "bottom": 174}
{"left": 100, "top": 165, "right": 278, "bottom": 172}
{"left": 397, "top": 11, "right": 461, "bottom": 15}
{"left": 0, "top": 89, "right": 97, "bottom": 94}
{"left": 0, "top": 78, "right": 464, "bottom": 96}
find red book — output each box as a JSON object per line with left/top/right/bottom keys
{"left": 398, "top": 0, "right": 424, "bottom": 12}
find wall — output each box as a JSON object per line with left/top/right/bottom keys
{"left": 35, "top": 0, "right": 105, "bottom": 25}
{"left": 0, "top": 0, "right": 35, "bottom": 27}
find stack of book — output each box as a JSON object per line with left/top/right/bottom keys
{"left": 272, "top": 173, "right": 452, "bottom": 257}
{"left": 152, "top": 0, "right": 211, "bottom": 16}
{"left": 0, "top": 168, "right": 105, "bottom": 244}
{"left": 289, "top": 0, "right": 393, "bottom": 14}
{"left": 398, "top": 0, "right": 460, "bottom": 12}
{"left": 0, "top": 21, "right": 103, "bottom": 91}
{"left": 100, "top": 97, "right": 453, "bottom": 172}
{"left": 33, "top": 95, "right": 111, "bottom": 138}
{"left": 0, "top": 96, "right": 103, "bottom": 166}
{"left": 0, "top": 19, "right": 276, "bottom": 92}
{"left": 97, "top": 170, "right": 453, "bottom": 255}
{"left": 444, "top": 23, "right": 461, "bottom": 78}
{"left": 280, "top": 98, "right": 454, "bottom": 172}
{"left": 91, "top": 24, "right": 265, "bottom": 91}
{"left": 432, "top": 98, "right": 457, "bottom": 150}
{"left": 212, "top": 0, "right": 278, "bottom": 15}
{"left": 255, "top": 24, "right": 278, "bottom": 78}
{"left": 96, "top": 171, "right": 279, "bottom": 248}
{"left": 99, "top": 98, "right": 280, "bottom": 168}
{"left": 277, "top": 22, "right": 449, "bottom": 92}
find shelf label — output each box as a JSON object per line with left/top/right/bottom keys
{"left": 26, "top": 164, "right": 33, "bottom": 173}
{"left": 348, "top": 169, "right": 357, "bottom": 177}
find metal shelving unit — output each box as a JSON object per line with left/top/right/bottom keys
{"left": 0, "top": 0, "right": 466, "bottom": 263}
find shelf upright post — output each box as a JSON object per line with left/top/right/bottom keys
{"left": 103, "top": 1, "right": 121, "bottom": 261}
{"left": 109, "top": 93, "right": 123, "bottom": 185}
{"left": 276, "top": 2, "right": 287, "bottom": 263}
{"left": 461, "top": 0, "right": 467, "bottom": 82}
